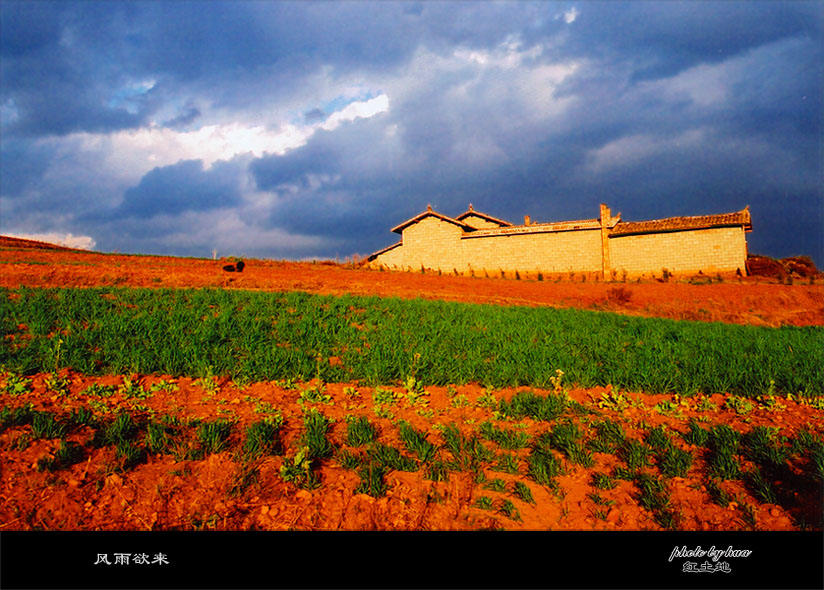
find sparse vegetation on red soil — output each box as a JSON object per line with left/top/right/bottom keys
{"left": 1, "top": 237, "right": 822, "bottom": 531}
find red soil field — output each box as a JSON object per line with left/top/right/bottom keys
{"left": 1, "top": 236, "right": 822, "bottom": 327}
{"left": 1, "top": 237, "right": 822, "bottom": 532}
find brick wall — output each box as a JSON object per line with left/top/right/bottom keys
{"left": 460, "top": 215, "right": 506, "bottom": 230}
{"left": 461, "top": 228, "right": 602, "bottom": 273}
{"left": 371, "top": 212, "right": 749, "bottom": 277}
{"left": 609, "top": 226, "right": 748, "bottom": 276}
{"left": 398, "top": 217, "right": 466, "bottom": 271}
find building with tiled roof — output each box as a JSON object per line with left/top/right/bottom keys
{"left": 367, "top": 203, "right": 752, "bottom": 278}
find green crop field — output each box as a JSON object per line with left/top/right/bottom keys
{"left": 1, "top": 287, "right": 822, "bottom": 397}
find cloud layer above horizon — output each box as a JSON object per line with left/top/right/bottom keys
{"left": 1, "top": 1, "right": 822, "bottom": 264}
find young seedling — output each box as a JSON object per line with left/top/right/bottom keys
{"left": 659, "top": 446, "right": 693, "bottom": 479}
{"left": 441, "top": 423, "right": 492, "bottom": 472}
{"left": 479, "top": 421, "right": 529, "bottom": 450}
{"left": 483, "top": 478, "right": 508, "bottom": 493}
{"left": 243, "top": 417, "right": 284, "bottom": 460}
{"left": 280, "top": 446, "right": 320, "bottom": 490}
{"left": 93, "top": 412, "right": 141, "bottom": 448}
{"left": 619, "top": 439, "right": 653, "bottom": 472}
{"left": 588, "top": 419, "right": 627, "bottom": 453}
{"left": 368, "top": 442, "right": 418, "bottom": 472}
{"left": 0, "top": 404, "right": 35, "bottom": 433}
{"left": 30, "top": 411, "right": 68, "bottom": 439}
{"left": 526, "top": 440, "right": 563, "bottom": 488}
{"left": 743, "top": 467, "right": 779, "bottom": 505}
{"left": 474, "top": 496, "right": 494, "bottom": 510}
{"left": 336, "top": 448, "right": 364, "bottom": 470}
{"left": 397, "top": 420, "right": 437, "bottom": 462}
{"left": 67, "top": 407, "right": 97, "bottom": 429}
{"left": 705, "top": 477, "right": 736, "bottom": 508}
{"left": 707, "top": 424, "right": 741, "bottom": 480}
{"left": 498, "top": 499, "right": 522, "bottom": 522}
{"left": 196, "top": 419, "right": 234, "bottom": 455}
{"left": 591, "top": 472, "right": 618, "bottom": 490}
{"left": 301, "top": 409, "right": 334, "bottom": 460}
{"left": 633, "top": 472, "right": 677, "bottom": 529}
{"left": 145, "top": 421, "right": 176, "bottom": 455}
{"left": 498, "top": 390, "right": 566, "bottom": 422}
{"left": 513, "top": 481, "right": 535, "bottom": 504}
{"left": 424, "top": 460, "right": 449, "bottom": 482}
{"left": 44, "top": 374, "right": 71, "bottom": 397}
{"left": 2, "top": 374, "right": 31, "bottom": 396}
{"left": 345, "top": 415, "right": 378, "bottom": 448}
{"left": 491, "top": 452, "right": 520, "bottom": 475}
{"left": 547, "top": 422, "right": 594, "bottom": 467}
{"left": 355, "top": 461, "right": 388, "bottom": 497}
{"left": 37, "top": 439, "right": 85, "bottom": 472}
{"left": 683, "top": 418, "right": 710, "bottom": 447}
{"left": 115, "top": 438, "right": 146, "bottom": 471}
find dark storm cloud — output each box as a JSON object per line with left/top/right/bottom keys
{"left": 1, "top": 1, "right": 821, "bottom": 264}
{"left": 555, "top": 1, "right": 820, "bottom": 80}
{"left": 0, "top": 139, "right": 55, "bottom": 197}
{"left": 118, "top": 159, "right": 244, "bottom": 219}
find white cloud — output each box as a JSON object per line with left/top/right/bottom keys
{"left": 453, "top": 35, "right": 545, "bottom": 70}
{"left": 5, "top": 232, "right": 96, "bottom": 250}
{"left": 639, "top": 62, "right": 730, "bottom": 107}
{"left": 555, "top": 7, "right": 579, "bottom": 24}
{"left": 55, "top": 93, "right": 390, "bottom": 186}
{"left": 320, "top": 94, "right": 390, "bottom": 131}
{"left": 585, "top": 129, "right": 707, "bottom": 173}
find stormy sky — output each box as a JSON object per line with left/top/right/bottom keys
{"left": 1, "top": 1, "right": 821, "bottom": 264}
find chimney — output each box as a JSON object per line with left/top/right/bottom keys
{"left": 524, "top": 215, "right": 531, "bottom": 226}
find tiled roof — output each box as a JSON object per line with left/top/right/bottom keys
{"left": 391, "top": 207, "right": 476, "bottom": 234}
{"left": 463, "top": 218, "right": 600, "bottom": 238}
{"left": 611, "top": 208, "right": 752, "bottom": 237}
{"left": 366, "top": 241, "right": 402, "bottom": 261}
{"left": 455, "top": 209, "right": 513, "bottom": 227}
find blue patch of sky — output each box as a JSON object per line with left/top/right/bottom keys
{"left": 107, "top": 80, "right": 156, "bottom": 114}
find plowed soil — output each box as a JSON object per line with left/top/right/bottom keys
{"left": 1, "top": 238, "right": 822, "bottom": 532}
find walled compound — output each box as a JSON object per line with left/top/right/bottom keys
{"left": 367, "top": 203, "right": 752, "bottom": 278}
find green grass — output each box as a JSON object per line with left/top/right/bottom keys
{"left": 497, "top": 390, "right": 567, "bottom": 421}
{"left": 2, "top": 287, "right": 820, "bottom": 396}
